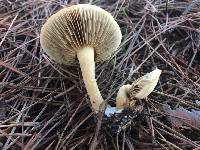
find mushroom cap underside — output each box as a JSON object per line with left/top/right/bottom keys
{"left": 40, "top": 4, "right": 122, "bottom": 65}
{"left": 128, "top": 69, "right": 162, "bottom": 99}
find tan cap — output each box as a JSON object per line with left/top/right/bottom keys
{"left": 40, "top": 4, "right": 122, "bottom": 65}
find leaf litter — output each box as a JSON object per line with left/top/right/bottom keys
{"left": 0, "top": 0, "right": 200, "bottom": 149}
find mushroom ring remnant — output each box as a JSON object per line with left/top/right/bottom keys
{"left": 40, "top": 4, "right": 122, "bottom": 111}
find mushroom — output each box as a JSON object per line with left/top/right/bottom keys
{"left": 116, "top": 68, "right": 162, "bottom": 110}
{"left": 40, "top": 4, "right": 122, "bottom": 111}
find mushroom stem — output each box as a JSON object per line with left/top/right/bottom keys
{"left": 116, "top": 84, "right": 132, "bottom": 110}
{"left": 77, "top": 47, "right": 104, "bottom": 111}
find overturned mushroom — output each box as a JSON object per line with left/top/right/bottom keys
{"left": 105, "top": 68, "right": 161, "bottom": 116}
{"left": 116, "top": 68, "right": 162, "bottom": 110}
{"left": 40, "top": 4, "right": 122, "bottom": 111}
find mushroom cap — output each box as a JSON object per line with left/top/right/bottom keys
{"left": 40, "top": 4, "right": 122, "bottom": 65}
{"left": 128, "top": 69, "right": 162, "bottom": 100}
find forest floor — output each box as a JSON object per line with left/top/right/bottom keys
{"left": 0, "top": 0, "right": 200, "bottom": 149}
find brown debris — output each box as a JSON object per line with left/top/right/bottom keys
{"left": 0, "top": 0, "right": 200, "bottom": 149}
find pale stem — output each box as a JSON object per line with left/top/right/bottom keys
{"left": 77, "top": 47, "right": 104, "bottom": 111}
{"left": 116, "top": 84, "right": 132, "bottom": 110}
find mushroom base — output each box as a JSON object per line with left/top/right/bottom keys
{"left": 103, "top": 104, "right": 144, "bottom": 134}
{"left": 104, "top": 106, "right": 123, "bottom": 117}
